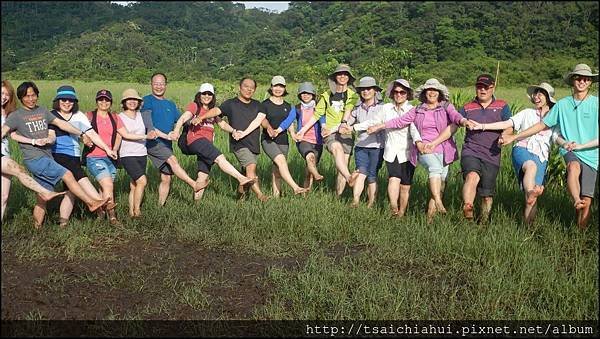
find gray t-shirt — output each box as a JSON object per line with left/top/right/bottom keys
{"left": 4, "top": 106, "right": 56, "bottom": 161}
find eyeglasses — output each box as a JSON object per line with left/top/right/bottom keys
{"left": 59, "top": 98, "right": 75, "bottom": 103}
{"left": 573, "top": 76, "right": 592, "bottom": 82}
{"left": 360, "top": 87, "right": 375, "bottom": 92}
{"left": 476, "top": 85, "right": 493, "bottom": 90}
{"left": 201, "top": 92, "right": 214, "bottom": 96}
{"left": 152, "top": 82, "right": 166, "bottom": 86}
{"left": 394, "top": 90, "right": 408, "bottom": 95}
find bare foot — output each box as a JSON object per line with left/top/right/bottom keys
{"left": 88, "top": 197, "right": 110, "bottom": 213}
{"left": 348, "top": 170, "right": 360, "bottom": 187}
{"left": 194, "top": 179, "right": 210, "bottom": 192}
{"left": 350, "top": 201, "right": 359, "bottom": 208}
{"left": 39, "top": 191, "right": 67, "bottom": 202}
{"left": 367, "top": 201, "right": 374, "bottom": 209}
{"left": 463, "top": 202, "right": 474, "bottom": 220}
{"left": 391, "top": 207, "right": 399, "bottom": 217}
{"left": 313, "top": 173, "right": 324, "bottom": 182}
{"left": 526, "top": 186, "right": 543, "bottom": 205}
{"left": 435, "top": 200, "right": 447, "bottom": 214}
{"left": 58, "top": 218, "right": 69, "bottom": 229}
{"left": 294, "top": 187, "right": 309, "bottom": 195}
{"left": 257, "top": 194, "right": 270, "bottom": 203}
{"left": 240, "top": 177, "right": 256, "bottom": 190}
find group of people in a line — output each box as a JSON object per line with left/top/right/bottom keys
{"left": 1, "top": 63, "right": 598, "bottom": 229}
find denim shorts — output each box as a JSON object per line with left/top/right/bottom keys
{"left": 23, "top": 156, "right": 67, "bottom": 191}
{"left": 418, "top": 153, "right": 449, "bottom": 180}
{"left": 511, "top": 146, "right": 547, "bottom": 189}
{"left": 86, "top": 156, "right": 117, "bottom": 181}
{"left": 354, "top": 146, "right": 384, "bottom": 183}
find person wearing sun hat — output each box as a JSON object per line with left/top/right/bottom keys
{"left": 296, "top": 64, "right": 360, "bottom": 196}
{"left": 469, "top": 82, "right": 557, "bottom": 224}
{"left": 367, "top": 78, "right": 470, "bottom": 222}
{"left": 168, "top": 83, "right": 256, "bottom": 201}
{"left": 341, "top": 76, "right": 386, "bottom": 209}
{"left": 501, "top": 63, "right": 598, "bottom": 229}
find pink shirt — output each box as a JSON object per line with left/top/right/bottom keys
{"left": 86, "top": 112, "right": 123, "bottom": 158}
{"left": 300, "top": 106, "right": 317, "bottom": 144}
{"left": 420, "top": 110, "right": 444, "bottom": 154}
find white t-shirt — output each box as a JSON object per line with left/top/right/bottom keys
{"left": 510, "top": 108, "right": 553, "bottom": 162}
{"left": 118, "top": 111, "right": 147, "bottom": 157}
{"left": 1, "top": 114, "right": 9, "bottom": 156}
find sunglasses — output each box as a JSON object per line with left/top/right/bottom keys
{"left": 394, "top": 90, "right": 408, "bottom": 95}
{"left": 201, "top": 92, "right": 214, "bottom": 96}
{"left": 97, "top": 98, "right": 112, "bottom": 103}
{"left": 573, "top": 76, "right": 592, "bottom": 82}
{"left": 59, "top": 98, "right": 75, "bottom": 103}
{"left": 476, "top": 84, "right": 493, "bottom": 90}
{"left": 360, "top": 87, "right": 375, "bottom": 92}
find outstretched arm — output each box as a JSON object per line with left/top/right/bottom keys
{"left": 238, "top": 113, "right": 266, "bottom": 139}
{"left": 499, "top": 121, "right": 548, "bottom": 146}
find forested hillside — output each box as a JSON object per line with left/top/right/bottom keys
{"left": 2, "top": 1, "right": 598, "bottom": 86}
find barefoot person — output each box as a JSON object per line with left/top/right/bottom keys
{"left": 341, "top": 77, "right": 385, "bottom": 208}
{"left": 500, "top": 64, "right": 598, "bottom": 229}
{"left": 469, "top": 82, "right": 556, "bottom": 224}
{"left": 260, "top": 76, "right": 307, "bottom": 197}
{"left": 1, "top": 82, "right": 110, "bottom": 228}
{"left": 1, "top": 80, "right": 65, "bottom": 222}
{"left": 197, "top": 77, "right": 269, "bottom": 202}
{"left": 170, "top": 83, "right": 255, "bottom": 200}
{"left": 290, "top": 82, "right": 325, "bottom": 190}
{"left": 296, "top": 64, "right": 360, "bottom": 196}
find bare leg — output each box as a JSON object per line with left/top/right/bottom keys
{"left": 128, "top": 181, "right": 135, "bottom": 216}
{"left": 166, "top": 156, "right": 207, "bottom": 192}
{"left": 566, "top": 161, "right": 583, "bottom": 208}
{"left": 213, "top": 155, "right": 254, "bottom": 187}
{"left": 61, "top": 171, "right": 107, "bottom": 212}
{"left": 480, "top": 196, "right": 493, "bottom": 224}
{"left": 462, "top": 172, "right": 480, "bottom": 220}
{"left": 33, "top": 195, "right": 46, "bottom": 228}
{"left": 305, "top": 152, "right": 323, "bottom": 181}
{"left": 387, "top": 177, "right": 400, "bottom": 215}
{"left": 351, "top": 173, "right": 367, "bottom": 207}
{"left": 59, "top": 177, "right": 103, "bottom": 222}
{"left": 194, "top": 171, "right": 209, "bottom": 200}
{"left": 303, "top": 167, "right": 312, "bottom": 190}
{"left": 133, "top": 175, "right": 147, "bottom": 216}
{"left": 1, "top": 174, "right": 11, "bottom": 222}
{"left": 429, "top": 176, "right": 446, "bottom": 213}
{"left": 97, "top": 177, "right": 119, "bottom": 225}
{"left": 1, "top": 158, "right": 65, "bottom": 202}
{"left": 578, "top": 197, "right": 593, "bottom": 229}
{"left": 158, "top": 173, "right": 171, "bottom": 206}
{"left": 398, "top": 184, "right": 411, "bottom": 217}
{"left": 366, "top": 182, "right": 377, "bottom": 208}
{"left": 522, "top": 161, "right": 539, "bottom": 223}
{"left": 245, "top": 164, "right": 267, "bottom": 201}
{"left": 273, "top": 154, "right": 306, "bottom": 194}
{"left": 271, "top": 166, "right": 281, "bottom": 198}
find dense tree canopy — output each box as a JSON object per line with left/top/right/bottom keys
{"left": 1, "top": 1, "right": 598, "bottom": 86}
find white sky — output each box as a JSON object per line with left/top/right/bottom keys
{"left": 112, "top": 1, "right": 290, "bottom": 13}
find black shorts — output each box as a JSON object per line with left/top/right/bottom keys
{"left": 461, "top": 155, "right": 500, "bottom": 197}
{"left": 121, "top": 155, "right": 147, "bottom": 181}
{"left": 385, "top": 159, "right": 415, "bottom": 184}
{"left": 52, "top": 153, "right": 86, "bottom": 181}
{"left": 297, "top": 141, "right": 323, "bottom": 163}
{"left": 189, "top": 138, "right": 222, "bottom": 174}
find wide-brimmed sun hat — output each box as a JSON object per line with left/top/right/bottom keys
{"left": 297, "top": 82, "right": 316, "bottom": 100}
{"left": 415, "top": 78, "right": 450, "bottom": 102}
{"left": 355, "top": 76, "right": 382, "bottom": 92}
{"left": 563, "top": 63, "right": 598, "bottom": 85}
{"left": 327, "top": 64, "right": 356, "bottom": 93}
{"left": 121, "top": 88, "right": 142, "bottom": 103}
{"left": 54, "top": 85, "right": 78, "bottom": 102}
{"left": 526, "top": 82, "right": 556, "bottom": 104}
{"left": 385, "top": 79, "right": 413, "bottom": 100}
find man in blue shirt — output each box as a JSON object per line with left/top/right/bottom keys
{"left": 142, "top": 72, "right": 205, "bottom": 205}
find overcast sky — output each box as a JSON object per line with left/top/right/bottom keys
{"left": 113, "top": 1, "right": 290, "bottom": 13}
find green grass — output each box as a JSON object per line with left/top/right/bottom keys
{"left": 2, "top": 80, "right": 597, "bottom": 320}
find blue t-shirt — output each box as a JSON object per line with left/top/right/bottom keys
{"left": 543, "top": 94, "right": 598, "bottom": 169}
{"left": 141, "top": 94, "right": 180, "bottom": 149}
{"left": 49, "top": 110, "right": 93, "bottom": 157}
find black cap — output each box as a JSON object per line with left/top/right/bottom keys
{"left": 95, "top": 89, "right": 113, "bottom": 101}
{"left": 476, "top": 74, "right": 495, "bottom": 86}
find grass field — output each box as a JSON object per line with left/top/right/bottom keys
{"left": 1, "top": 80, "right": 597, "bottom": 321}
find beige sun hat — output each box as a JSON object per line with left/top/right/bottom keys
{"left": 526, "top": 82, "right": 556, "bottom": 104}
{"left": 563, "top": 63, "right": 598, "bottom": 85}
{"left": 355, "top": 76, "right": 383, "bottom": 92}
{"left": 121, "top": 88, "right": 142, "bottom": 102}
{"left": 385, "top": 79, "right": 413, "bottom": 100}
{"left": 327, "top": 64, "right": 356, "bottom": 93}
{"left": 415, "top": 78, "right": 450, "bottom": 102}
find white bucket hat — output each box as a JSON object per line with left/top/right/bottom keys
{"left": 415, "top": 78, "right": 450, "bottom": 102}
{"left": 385, "top": 79, "right": 413, "bottom": 100}
{"left": 526, "top": 82, "right": 556, "bottom": 104}
{"left": 355, "top": 76, "right": 382, "bottom": 92}
{"left": 564, "top": 63, "right": 598, "bottom": 85}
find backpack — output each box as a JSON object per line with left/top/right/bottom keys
{"left": 82, "top": 110, "right": 121, "bottom": 168}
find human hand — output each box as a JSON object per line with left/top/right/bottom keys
{"left": 146, "top": 130, "right": 158, "bottom": 140}
{"left": 106, "top": 149, "right": 118, "bottom": 160}
{"left": 423, "top": 143, "right": 435, "bottom": 154}
{"left": 295, "top": 130, "right": 305, "bottom": 142}
{"left": 81, "top": 133, "right": 93, "bottom": 147}
{"left": 232, "top": 130, "right": 244, "bottom": 140}
{"left": 564, "top": 141, "right": 577, "bottom": 152}
{"left": 168, "top": 131, "right": 179, "bottom": 140}
{"left": 366, "top": 125, "right": 381, "bottom": 135}
{"left": 321, "top": 127, "right": 332, "bottom": 138}
{"left": 498, "top": 134, "right": 514, "bottom": 146}
{"left": 467, "top": 119, "right": 481, "bottom": 130}
{"left": 267, "top": 126, "right": 278, "bottom": 138}
{"left": 191, "top": 116, "right": 203, "bottom": 126}
{"left": 339, "top": 124, "right": 352, "bottom": 135}
{"left": 35, "top": 138, "right": 49, "bottom": 146}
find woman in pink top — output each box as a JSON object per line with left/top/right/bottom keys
{"left": 170, "top": 83, "right": 255, "bottom": 201}
{"left": 368, "top": 78, "right": 470, "bottom": 222}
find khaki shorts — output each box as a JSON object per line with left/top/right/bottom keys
{"left": 233, "top": 147, "right": 259, "bottom": 168}
{"left": 324, "top": 132, "right": 354, "bottom": 155}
